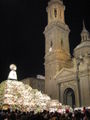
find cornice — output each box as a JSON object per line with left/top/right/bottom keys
{"left": 44, "top": 21, "right": 70, "bottom": 35}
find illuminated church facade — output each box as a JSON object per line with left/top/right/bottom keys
{"left": 23, "top": 0, "right": 90, "bottom": 107}
{"left": 44, "top": 0, "right": 90, "bottom": 107}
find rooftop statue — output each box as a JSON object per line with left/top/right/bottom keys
{"left": 8, "top": 64, "right": 17, "bottom": 80}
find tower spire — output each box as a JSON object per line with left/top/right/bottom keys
{"left": 83, "top": 20, "right": 85, "bottom": 29}
{"left": 50, "top": 0, "right": 63, "bottom": 3}
{"left": 81, "top": 20, "right": 89, "bottom": 42}
{"left": 83, "top": 20, "right": 86, "bottom": 31}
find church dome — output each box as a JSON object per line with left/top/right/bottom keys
{"left": 75, "top": 40, "right": 90, "bottom": 50}
{"left": 74, "top": 21, "right": 90, "bottom": 58}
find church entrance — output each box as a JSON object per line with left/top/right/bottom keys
{"left": 64, "top": 88, "right": 75, "bottom": 108}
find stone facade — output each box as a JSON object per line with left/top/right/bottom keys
{"left": 44, "top": 0, "right": 90, "bottom": 107}
{"left": 44, "top": 0, "right": 72, "bottom": 100}
{"left": 22, "top": 0, "right": 90, "bottom": 108}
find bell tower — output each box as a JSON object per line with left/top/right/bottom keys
{"left": 44, "top": 0, "right": 72, "bottom": 99}
{"left": 47, "top": 0, "right": 65, "bottom": 24}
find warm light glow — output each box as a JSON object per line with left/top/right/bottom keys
{"left": 10, "top": 64, "right": 17, "bottom": 71}
{"left": 0, "top": 80, "right": 73, "bottom": 112}
{"left": 49, "top": 47, "right": 52, "bottom": 52}
{"left": 8, "top": 64, "right": 17, "bottom": 80}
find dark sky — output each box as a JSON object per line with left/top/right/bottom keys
{"left": 0, "top": 0, "right": 90, "bottom": 82}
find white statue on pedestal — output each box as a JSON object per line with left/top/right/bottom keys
{"left": 8, "top": 64, "right": 17, "bottom": 80}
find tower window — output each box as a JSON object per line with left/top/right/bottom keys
{"left": 83, "top": 36, "right": 84, "bottom": 41}
{"left": 49, "top": 41, "right": 53, "bottom": 52}
{"left": 54, "top": 8, "right": 57, "bottom": 18}
{"left": 50, "top": 10, "right": 52, "bottom": 18}
{"left": 60, "top": 10, "right": 61, "bottom": 17}
{"left": 61, "top": 39, "right": 63, "bottom": 47}
{"left": 50, "top": 41, "right": 53, "bottom": 47}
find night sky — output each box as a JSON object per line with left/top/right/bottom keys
{"left": 0, "top": 0, "right": 90, "bottom": 82}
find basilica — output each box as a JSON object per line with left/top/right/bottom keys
{"left": 22, "top": 0, "right": 90, "bottom": 108}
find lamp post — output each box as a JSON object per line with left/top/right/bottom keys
{"left": 76, "top": 58, "right": 82, "bottom": 107}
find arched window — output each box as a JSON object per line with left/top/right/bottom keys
{"left": 49, "top": 41, "right": 53, "bottom": 52}
{"left": 50, "top": 41, "right": 53, "bottom": 47}
{"left": 54, "top": 8, "right": 57, "bottom": 18}
{"left": 61, "top": 38, "right": 63, "bottom": 47}
{"left": 60, "top": 10, "right": 61, "bottom": 17}
{"left": 50, "top": 10, "right": 52, "bottom": 18}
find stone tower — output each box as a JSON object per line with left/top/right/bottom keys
{"left": 44, "top": 0, "right": 72, "bottom": 99}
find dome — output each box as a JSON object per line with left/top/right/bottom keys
{"left": 74, "top": 22, "right": 90, "bottom": 58}
{"left": 75, "top": 41, "right": 90, "bottom": 50}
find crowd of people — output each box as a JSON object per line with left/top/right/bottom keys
{"left": 0, "top": 107, "right": 90, "bottom": 120}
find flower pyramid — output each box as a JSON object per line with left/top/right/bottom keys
{"left": 0, "top": 80, "right": 52, "bottom": 111}
{"left": 0, "top": 80, "right": 73, "bottom": 112}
